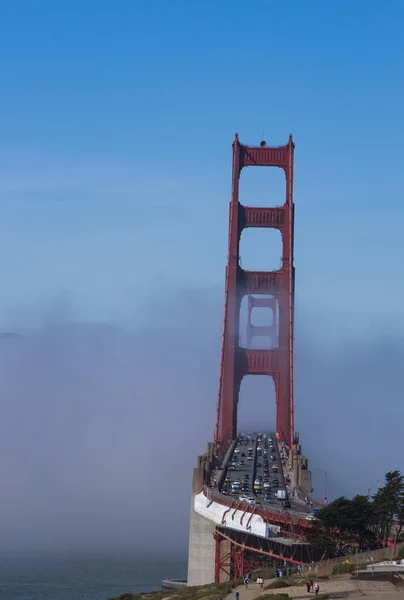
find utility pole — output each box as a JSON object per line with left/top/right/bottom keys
{"left": 316, "top": 468, "right": 328, "bottom": 504}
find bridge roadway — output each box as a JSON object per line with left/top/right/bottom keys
{"left": 210, "top": 432, "right": 313, "bottom": 526}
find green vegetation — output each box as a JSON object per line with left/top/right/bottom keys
{"left": 259, "top": 594, "right": 328, "bottom": 600}
{"left": 107, "top": 578, "right": 244, "bottom": 600}
{"left": 109, "top": 571, "right": 328, "bottom": 600}
{"left": 250, "top": 567, "right": 276, "bottom": 580}
{"left": 265, "top": 579, "right": 291, "bottom": 589}
{"left": 331, "top": 563, "right": 355, "bottom": 575}
{"left": 264, "top": 574, "right": 329, "bottom": 590}
{"left": 258, "top": 594, "right": 290, "bottom": 600}
{"left": 309, "top": 470, "right": 404, "bottom": 556}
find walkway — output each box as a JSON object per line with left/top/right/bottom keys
{"left": 224, "top": 576, "right": 401, "bottom": 600}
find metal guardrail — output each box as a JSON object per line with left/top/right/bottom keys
{"left": 216, "top": 439, "right": 238, "bottom": 490}
{"left": 203, "top": 485, "right": 311, "bottom": 528}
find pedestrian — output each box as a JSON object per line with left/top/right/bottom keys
{"left": 309, "top": 580, "right": 314, "bottom": 592}
{"left": 235, "top": 591, "right": 239, "bottom": 600}
{"left": 244, "top": 577, "right": 249, "bottom": 589}
{"left": 314, "top": 583, "right": 319, "bottom": 595}
{"left": 306, "top": 582, "right": 311, "bottom": 593}
{"left": 260, "top": 578, "right": 264, "bottom": 588}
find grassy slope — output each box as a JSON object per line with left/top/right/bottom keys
{"left": 107, "top": 571, "right": 333, "bottom": 600}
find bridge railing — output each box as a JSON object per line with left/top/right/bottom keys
{"left": 202, "top": 485, "right": 310, "bottom": 529}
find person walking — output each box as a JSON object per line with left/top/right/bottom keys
{"left": 306, "top": 581, "right": 311, "bottom": 593}
{"left": 309, "top": 579, "right": 314, "bottom": 592}
{"left": 314, "top": 583, "right": 319, "bottom": 595}
{"left": 235, "top": 590, "right": 240, "bottom": 600}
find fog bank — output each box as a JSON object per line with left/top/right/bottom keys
{"left": 0, "top": 287, "right": 402, "bottom": 554}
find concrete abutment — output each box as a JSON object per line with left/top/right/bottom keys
{"left": 187, "top": 446, "right": 218, "bottom": 586}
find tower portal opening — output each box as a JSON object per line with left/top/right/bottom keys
{"left": 239, "top": 162, "right": 286, "bottom": 208}
{"left": 237, "top": 375, "right": 276, "bottom": 435}
{"left": 239, "top": 294, "right": 279, "bottom": 349}
{"left": 239, "top": 227, "right": 283, "bottom": 272}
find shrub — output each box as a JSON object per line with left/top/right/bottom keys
{"left": 332, "top": 562, "right": 355, "bottom": 574}
{"left": 251, "top": 567, "right": 276, "bottom": 580}
{"left": 265, "top": 579, "right": 291, "bottom": 589}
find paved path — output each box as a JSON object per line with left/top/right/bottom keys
{"left": 224, "top": 576, "right": 400, "bottom": 600}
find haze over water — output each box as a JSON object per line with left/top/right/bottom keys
{"left": 0, "top": 553, "right": 187, "bottom": 600}
{"left": 0, "top": 0, "right": 403, "bottom": 598}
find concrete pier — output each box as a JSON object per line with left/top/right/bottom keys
{"left": 187, "top": 446, "right": 217, "bottom": 586}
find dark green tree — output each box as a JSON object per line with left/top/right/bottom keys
{"left": 396, "top": 492, "right": 404, "bottom": 539}
{"left": 312, "top": 495, "right": 377, "bottom": 553}
{"left": 309, "top": 497, "right": 352, "bottom": 554}
{"left": 307, "top": 471, "right": 404, "bottom": 556}
{"left": 372, "top": 471, "right": 404, "bottom": 547}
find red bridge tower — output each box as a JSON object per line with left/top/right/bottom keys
{"left": 214, "top": 134, "right": 295, "bottom": 449}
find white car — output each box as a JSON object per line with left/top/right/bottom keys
{"left": 306, "top": 514, "right": 317, "bottom": 521}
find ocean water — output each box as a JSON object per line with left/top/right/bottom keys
{"left": 0, "top": 553, "right": 188, "bottom": 600}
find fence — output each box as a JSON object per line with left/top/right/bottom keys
{"left": 312, "top": 542, "right": 404, "bottom": 577}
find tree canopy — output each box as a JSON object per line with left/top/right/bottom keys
{"left": 309, "top": 470, "right": 404, "bottom": 556}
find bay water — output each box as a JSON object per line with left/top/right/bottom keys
{"left": 0, "top": 553, "right": 188, "bottom": 600}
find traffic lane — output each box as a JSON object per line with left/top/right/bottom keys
{"left": 224, "top": 434, "right": 289, "bottom": 510}
{"left": 220, "top": 435, "right": 317, "bottom": 524}
{"left": 222, "top": 436, "right": 256, "bottom": 498}
{"left": 255, "top": 438, "right": 287, "bottom": 509}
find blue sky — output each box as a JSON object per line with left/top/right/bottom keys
{"left": 0, "top": 0, "right": 403, "bottom": 334}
